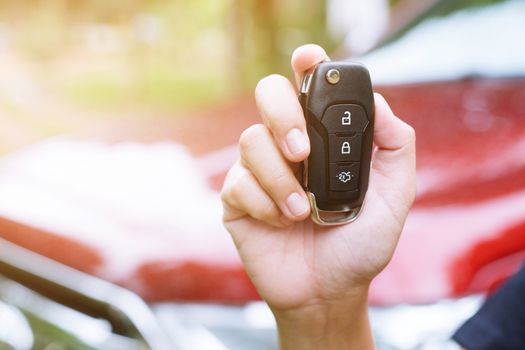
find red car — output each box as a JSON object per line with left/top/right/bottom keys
{"left": 1, "top": 1, "right": 524, "bottom": 349}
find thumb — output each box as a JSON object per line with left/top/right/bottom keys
{"left": 371, "top": 93, "right": 417, "bottom": 215}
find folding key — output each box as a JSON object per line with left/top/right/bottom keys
{"left": 300, "top": 62, "right": 374, "bottom": 225}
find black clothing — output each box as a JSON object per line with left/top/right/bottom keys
{"left": 453, "top": 264, "right": 525, "bottom": 350}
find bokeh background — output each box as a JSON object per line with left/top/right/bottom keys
{"left": 1, "top": 1, "right": 523, "bottom": 349}
{"left": 0, "top": 0, "right": 332, "bottom": 154}
{"left": 0, "top": 0, "right": 503, "bottom": 154}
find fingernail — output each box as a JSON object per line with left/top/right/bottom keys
{"left": 286, "top": 128, "right": 308, "bottom": 155}
{"left": 286, "top": 192, "right": 309, "bottom": 217}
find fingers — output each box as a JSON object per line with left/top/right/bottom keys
{"left": 222, "top": 44, "right": 329, "bottom": 227}
{"left": 221, "top": 161, "right": 291, "bottom": 228}
{"left": 239, "top": 124, "right": 310, "bottom": 221}
{"left": 221, "top": 123, "right": 310, "bottom": 227}
{"left": 254, "top": 44, "right": 328, "bottom": 164}
{"left": 291, "top": 44, "right": 329, "bottom": 88}
{"left": 255, "top": 74, "right": 310, "bottom": 162}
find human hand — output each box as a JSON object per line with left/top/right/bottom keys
{"left": 221, "top": 44, "right": 416, "bottom": 349}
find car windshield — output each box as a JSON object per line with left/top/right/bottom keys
{"left": 361, "top": 0, "right": 525, "bottom": 84}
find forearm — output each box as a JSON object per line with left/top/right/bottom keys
{"left": 273, "top": 287, "right": 374, "bottom": 350}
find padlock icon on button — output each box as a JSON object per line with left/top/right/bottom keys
{"left": 341, "top": 141, "right": 351, "bottom": 154}
{"left": 342, "top": 111, "right": 352, "bottom": 125}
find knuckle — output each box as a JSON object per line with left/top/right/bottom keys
{"left": 229, "top": 171, "right": 251, "bottom": 204}
{"left": 239, "top": 124, "right": 267, "bottom": 153}
{"left": 395, "top": 120, "right": 416, "bottom": 151}
{"left": 272, "top": 171, "right": 295, "bottom": 196}
{"left": 278, "top": 214, "right": 294, "bottom": 228}
{"left": 259, "top": 200, "right": 279, "bottom": 222}
{"left": 220, "top": 181, "right": 235, "bottom": 206}
{"left": 221, "top": 167, "right": 249, "bottom": 206}
{"left": 220, "top": 170, "right": 235, "bottom": 203}
{"left": 256, "top": 74, "right": 287, "bottom": 94}
{"left": 403, "top": 123, "right": 416, "bottom": 143}
{"left": 256, "top": 75, "right": 303, "bottom": 135}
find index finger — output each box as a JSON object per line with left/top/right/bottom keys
{"left": 291, "top": 44, "right": 329, "bottom": 89}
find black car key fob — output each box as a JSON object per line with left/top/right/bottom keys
{"left": 299, "top": 61, "right": 374, "bottom": 225}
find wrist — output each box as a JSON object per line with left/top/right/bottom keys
{"left": 271, "top": 285, "right": 374, "bottom": 350}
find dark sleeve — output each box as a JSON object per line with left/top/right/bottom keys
{"left": 452, "top": 263, "right": 525, "bottom": 350}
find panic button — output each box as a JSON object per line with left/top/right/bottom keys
{"left": 330, "top": 163, "right": 360, "bottom": 192}
{"left": 321, "top": 104, "right": 369, "bottom": 134}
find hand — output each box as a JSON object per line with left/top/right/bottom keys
{"left": 221, "top": 44, "right": 416, "bottom": 349}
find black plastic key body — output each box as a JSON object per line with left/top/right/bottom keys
{"left": 300, "top": 61, "right": 374, "bottom": 214}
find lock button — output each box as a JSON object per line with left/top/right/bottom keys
{"left": 341, "top": 141, "right": 351, "bottom": 154}
{"left": 329, "top": 134, "right": 362, "bottom": 162}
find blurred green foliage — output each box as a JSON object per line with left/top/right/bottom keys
{"left": 0, "top": 0, "right": 333, "bottom": 112}
{"left": 60, "top": 65, "right": 226, "bottom": 111}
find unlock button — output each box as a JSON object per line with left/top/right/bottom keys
{"left": 329, "top": 134, "right": 361, "bottom": 162}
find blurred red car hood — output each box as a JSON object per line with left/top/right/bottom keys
{"left": 0, "top": 77, "right": 524, "bottom": 305}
